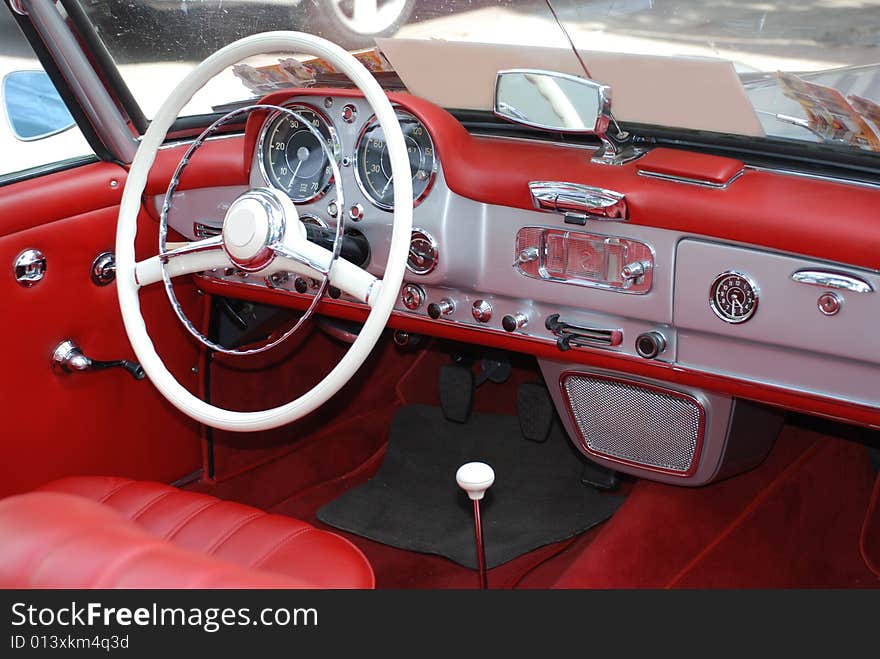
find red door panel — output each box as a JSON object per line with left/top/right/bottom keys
{"left": 0, "top": 162, "right": 203, "bottom": 498}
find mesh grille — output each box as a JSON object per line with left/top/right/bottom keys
{"left": 563, "top": 375, "right": 702, "bottom": 473}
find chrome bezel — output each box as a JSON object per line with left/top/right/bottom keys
{"left": 709, "top": 270, "right": 759, "bottom": 324}
{"left": 406, "top": 228, "right": 439, "bottom": 276}
{"left": 354, "top": 108, "right": 438, "bottom": 212}
{"left": 257, "top": 102, "right": 341, "bottom": 204}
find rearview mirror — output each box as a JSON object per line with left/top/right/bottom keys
{"left": 2, "top": 70, "right": 76, "bottom": 142}
{"left": 494, "top": 69, "right": 610, "bottom": 134}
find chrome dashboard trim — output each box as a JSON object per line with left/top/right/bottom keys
{"left": 636, "top": 169, "right": 744, "bottom": 189}
{"left": 746, "top": 165, "right": 880, "bottom": 191}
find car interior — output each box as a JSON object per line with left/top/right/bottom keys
{"left": 1, "top": 0, "right": 879, "bottom": 590}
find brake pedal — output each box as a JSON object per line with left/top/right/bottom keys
{"left": 517, "top": 382, "right": 554, "bottom": 442}
{"left": 439, "top": 364, "right": 474, "bottom": 424}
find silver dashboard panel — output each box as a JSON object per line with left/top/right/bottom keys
{"left": 160, "top": 95, "right": 880, "bottom": 415}
{"left": 674, "top": 239, "right": 880, "bottom": 409}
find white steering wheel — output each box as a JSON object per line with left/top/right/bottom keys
{"left": 115, "top": 32, "right": 413, "bottom": 432}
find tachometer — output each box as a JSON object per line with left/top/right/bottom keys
{"left": 259, "top": 104, "right": 340, "bottom": 203}
{"left": 355, "top": 110, "right": 436, "bottom": 210}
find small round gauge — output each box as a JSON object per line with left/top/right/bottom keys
{"left": 407, "top": 229, "right": 438, "bottom": 275}
{"left": 260, "top": 104, "right": 340, "bottom": 203}
{"left": 710, "top": 271, "right": 759, "bottom": 324}
{"left": 355, "top": 110, "right": 437, "bottom": 210}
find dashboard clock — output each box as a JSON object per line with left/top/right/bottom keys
{"left": 710, "top": 271, "right": 759, "bottom": 324}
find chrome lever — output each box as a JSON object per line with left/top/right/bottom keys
{"left": 545, "top": 314, "right": 623, "bottom": 351}
{"left": 51, "top": 340, "right": 145, "bottom": 380}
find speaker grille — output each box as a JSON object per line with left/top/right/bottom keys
{"left": 562, "top": 374, "right": 704, "bottom": 474}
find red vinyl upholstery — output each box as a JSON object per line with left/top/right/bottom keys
{"left": 0, "top": 477, "right": 374, "bottom": 589}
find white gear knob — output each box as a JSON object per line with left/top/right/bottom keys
{"left": 456, "top": 462, "right": 495, "bottom": 501}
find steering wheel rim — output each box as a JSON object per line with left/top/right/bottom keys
{"left": 116, "top": 32, "right": 413, "bottom": 432}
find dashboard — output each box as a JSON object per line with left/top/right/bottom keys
{"left": 155, "top": 89, "right": 880, "bottom": 435}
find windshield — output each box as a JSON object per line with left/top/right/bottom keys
{"left": 74, "top": 0, "right": 880, "bottom": 155}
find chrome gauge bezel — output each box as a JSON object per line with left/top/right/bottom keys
{"left": 406, "top": 228, "right": 439, "bottom": 275}
{"left": 354, "top": 108, "right": 438, "bottom": 211}
{"left": 257, "top": 102, "right": 341, "bottom": 204}
{"left": 709, "top": 270, "right": 759, "bottom": 324}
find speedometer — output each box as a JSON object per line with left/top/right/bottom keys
{"left": 259, "top": 104, "right": 340, "bottom": 203}
{"left": 355, "top": 110, "right": 437, "bottom": 210}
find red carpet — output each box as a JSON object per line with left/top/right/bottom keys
{"left": 190, "top": 335, "right": 880, "bottom": 588}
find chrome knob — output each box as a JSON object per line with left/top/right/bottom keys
{"left": 501, "top": 313, "right": 528, "bottom": 332}
{"left": 471, "top": 299, "right": 493, "bottom": 323}
{"left": 621, "top": 260, "right": 652, "bottom": 281}
{"left": 427, "top": 298, "right": 455, "bottom": 320}
{"left": 514, "top": 246, "right": 539, "bottom": 267}
{"left": 401, "top": 283, "right": 426, "bottom": 310}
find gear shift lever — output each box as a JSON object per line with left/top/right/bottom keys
{"left": 456, "top": 462, "right": 495, "bottom": 589}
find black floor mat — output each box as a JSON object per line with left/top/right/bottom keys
{"left": 317, "top": 404, "right": 624, "bottom": 569}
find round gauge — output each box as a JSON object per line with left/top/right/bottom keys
{"left": 407, "top": 229, "right": 438, "bottom": 275}
{"left": 260, "top": 104, "right": 340, "bottom": 203}
{"left": 355, "top": 110, "right": 437, "bottom": 210}
{"left": 710, "top": 271, "right": 759, "bottom": 324}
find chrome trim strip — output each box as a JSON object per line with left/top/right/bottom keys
{"left": 791, "top": 269, "right": 873, "bottom": 293}
{"left": 746, "top": 165, "right": 880, "bottom": 191}
{"left": 637, "top": 169, "right": 744, "bottom": 189}
{"left": 25, "top": 0, "right": 138, "bottom": 162}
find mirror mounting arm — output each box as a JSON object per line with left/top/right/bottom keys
{"left": 592, "top": 124, "right": 647, "bottom": 166}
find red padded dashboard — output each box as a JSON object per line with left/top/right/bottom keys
{"left": 158, "top": 86, "right": 880, "bottom": 272}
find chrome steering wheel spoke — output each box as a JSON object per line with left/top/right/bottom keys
{"left": 153, "top": 103, "right": 346, "bottom": 356}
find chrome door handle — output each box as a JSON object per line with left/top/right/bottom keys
{"left": 790, "top": 269, "right": 873, "bottom": 293}
{"left": 529, "top": 181, "right": 628, "bottom": 222}
{"left": 51, "top": 340, "right": 145, "bottom": 380}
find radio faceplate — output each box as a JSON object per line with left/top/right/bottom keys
{"left": 514, "top": 226, "right": 654, "bottom": 294}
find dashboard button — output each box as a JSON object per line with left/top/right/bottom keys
{"left": 349, "top": 203, "right": 364, "bottom": 222}
{"left": 635, "top": 331, "right": 667, "bottom": 359}
{"left": 502, "top": 313, "right": 528, "bottom": 332}
{"left": 428, "top": 298, "right": 455, "bottom": 319}
{"left": 472, "top": 300, "right": 493, "bottom": 323}
{"left": 401, "top": 284, "right": 426, "bottom": 310}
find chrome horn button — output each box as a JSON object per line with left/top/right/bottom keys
{"left": 221, "top": 187, "right": 289, "bottom": 272}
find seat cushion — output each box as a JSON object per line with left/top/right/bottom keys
{"left": 0, "top": 476, "right": 373, "bottom": 589}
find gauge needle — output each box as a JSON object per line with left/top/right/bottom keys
{"left": 286, "top": 146, "right": 310, "bottom": 190}
{"left": 409, "top": 247, "right": 425, "bottom": 265}
{"left": 381, "top": 174, "right": 394, "bottom": 197}
{"left": 287, "top": 159, "right": 303, "bottom": 191}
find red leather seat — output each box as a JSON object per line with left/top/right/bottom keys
{"left": 0, "top": 476, "right": 373, "bottom": 589}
